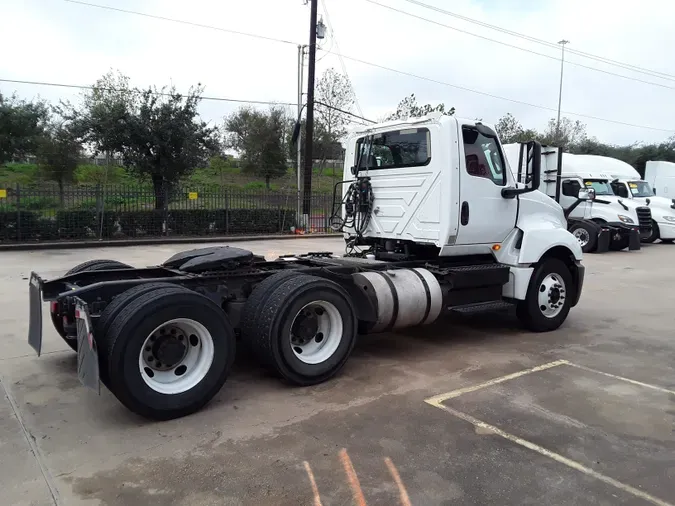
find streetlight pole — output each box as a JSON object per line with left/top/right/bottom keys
{"left": 556, "top": 39, "right": 569, "bottom": 143}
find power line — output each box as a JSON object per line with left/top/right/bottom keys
{"left": 320, "top": 50, "right": 674, "bottom": 133}
{"left": 0, "top": 78, "right": 296, "bottom": 106}
{"left": 399, "top": 0, "right": 675, "bottom": 82}
{"left": 63, "top": 0, "right": 301, "bottom": 47}
{"left": 364, "top": 0, "right": 675, "bottom": 90}
{"left": 320, "top": 0, "right": 365, "bottom": 117}
{"left": 315, "top": 100, "right": 375, "bottom": 123}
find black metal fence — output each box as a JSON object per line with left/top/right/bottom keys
{"left": 0, "top": 183, "right": 336, "bottom": 243}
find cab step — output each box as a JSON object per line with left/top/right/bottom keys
{"left": 450, "top": 300, "right": 514, "bottom": 314}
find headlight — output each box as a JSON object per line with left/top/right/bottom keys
{"left": 663, "top": 216, "right": 675, "bottom": 223}
{"left": 618, "top": 215, "right": 634, "bottom": 224}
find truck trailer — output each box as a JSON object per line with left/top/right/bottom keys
{"left": 27, "top": 114, "right": 585, "bottom": 421}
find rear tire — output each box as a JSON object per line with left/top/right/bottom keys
{"left": 104, "top": 286, "right": 236, "bottom": 420}
{"left": 569, "top": 222, "right": 597, "bottom": 253}
{"left": 51, "top": 259, "right": 133, "bottom": 350}
{"left": 517, "top": 258, "right": 573, "bottom": 332}
{"left": 641, "top": 220, "right": 659, "bottom": 243}
{"left": 97, "top": 282, "right": 185, "bottom": 385}
{"left": 609, "top": 235, "right": 630, "bottom": 251}
{"left": 246, "top": 275, "right": 357, "bottom": 386}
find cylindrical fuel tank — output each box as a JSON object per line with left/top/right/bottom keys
{"left": 352, "top": 268, "right": 442, "bottom": 332}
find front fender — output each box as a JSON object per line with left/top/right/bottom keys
{"left": 517, "top": 226, "right": 583, "bottom": 264}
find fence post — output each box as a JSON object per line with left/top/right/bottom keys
{"left": 224, "top": 188, "right": 230, "bottom": 235}
{"left": 16, "top": 183, "right": 21, "bottom": 241}
{"left": 163, "top": 182, "right": 169, "bottom": 236}
{"left": 95, "top": 183, "right": 103, "bottom": 240}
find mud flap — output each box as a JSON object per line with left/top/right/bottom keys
{"left": 596, "top": 228, "right": 610, "bottom": 253}
{"left": 28, "top": 272, "right": 44, "bottom": 356}
{"left": 75, "top": 298, "right": 100, "bottom": 394}
{"left": 628, "top": 228, "right": 641, "bottom": 250}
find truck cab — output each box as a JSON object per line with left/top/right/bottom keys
{"left": 645, "top": 160, "right": 675, "bottom": 199}
{"left": 600, "top": 160, "right": 675, "bottom": 243}
{"left": 337, "top": 114, "right": 584, "bottom": 330}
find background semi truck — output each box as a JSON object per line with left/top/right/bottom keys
{"left": 27, "top": 114, "right": 585, "bottom": 421}
{"left": 593, "top": 157, "right": 675, "bottom": 244}
{"left": 504, "top": 144, "right": 649, "bottom": 253}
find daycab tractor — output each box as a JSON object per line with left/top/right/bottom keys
{"left": 504, "top": 144, "right": 649, "bottom": 253}
{"left": 607, "top": 159, "right": 675, "bottom": 244}
{"left": 27, "top": 113, "right": 585, "bottom": 421}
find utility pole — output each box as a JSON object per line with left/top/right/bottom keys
{"left": 297, "top": 44, "right": 306, "bottom": 227}
{"left": 556, "top": 39, "right": 569, "bottom": 143}
{"left": 302, "top": 0, "right": 319, "bottom": 223}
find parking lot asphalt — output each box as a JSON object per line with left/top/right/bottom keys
{"left": 1, "top": 237, "right": 674, "bottom": 506}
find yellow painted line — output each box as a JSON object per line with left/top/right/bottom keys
{"left": 433, "top": 403, "right": 674, "bottom": 506}
{"left": 384, "top": 457, "right": 411, "bottom": 506}
{"left": 339, "top": 448, "right": 367, "bottom": 506}
{"left": 566, "top": 362, "right": 675, "bottom": 396}
{"left": 425, "top": 359, "right": 569, "bottom": 406}
{"left": 303, "top": 461, "right": 323, "bottom": 506}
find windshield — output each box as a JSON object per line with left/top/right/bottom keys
{"left": 628, "top": 181, "right": 654, "bottom": 197}
{"left": 583, "top": 179, "right": 613, "bottom": 195}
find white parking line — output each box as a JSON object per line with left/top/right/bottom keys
{"left": 424, "top": 359, "right": 675, "bottom": 506}
{"left": 424, "top": 359, "right": 568, "bottom": 407}
{"left": 432, "top": 403, "right": 673, "bottom": 506}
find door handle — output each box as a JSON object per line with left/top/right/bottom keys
{"left": 461, "top": 201, "right": 469, "bottom": 225}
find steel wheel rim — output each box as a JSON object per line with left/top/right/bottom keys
{"left": 537, "top": 273, "right": 567, "bottom": 318}
{"left": 138, "top": 318, "right": 215, "bottom": 394}
{"left": 573, "top": 228, "right": 590, "bottom": 247}
{"left": 290, "top": 301, "right": 343, "bottom": 364}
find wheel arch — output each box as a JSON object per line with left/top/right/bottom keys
{"left": 535, "top": 246, "right": 583, "bottom": 308}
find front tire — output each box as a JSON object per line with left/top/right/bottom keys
{"left": 641, "top": 220, "right": 660, "bottom": 243}
{"left": 517, "top": 258, "right": 573, "bottom": 332}
{"left": 104, "top": 286, "right": 236, "bottom": 420}
{"left": 246, "top": 275, "right": 357, "bottom": 386}
{"left": 569, "top": 222, "right": 598, "bottom": 253}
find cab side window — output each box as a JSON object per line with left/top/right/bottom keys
{"left": 462, "top": 126, "right": 505, "bottom": 186}
{"left": 611, "top": 182, "right": 628, "bottom": 198}
{"left": 562, "top": 180, "right": 581, "bottom": 197}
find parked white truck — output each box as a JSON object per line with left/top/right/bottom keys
{"left": 28, "top": 114, "right": 586, "bottom": 421}
{"left": 503, "top": 144, "right": 650, "bottom": 253}
{"left": 599, "top": 158, "right": 675, "bottom": 243}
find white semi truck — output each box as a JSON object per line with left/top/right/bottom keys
{"left": 598, "top": 158, "right": 675, "bottom": 243}
{"left": 27, "top": 114, "right": 586, "bottom": 421}
{"left": 503, "top": 144, "right": 650, "bottom": 253}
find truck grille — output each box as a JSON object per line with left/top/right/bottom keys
{"left": 636, "top": 206, "right": 652, "bottom": 232}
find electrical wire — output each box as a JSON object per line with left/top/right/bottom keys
{"left": 319, "top": 50, "right": 675, "bottom": 133}
{"left": 314, "top": 100, "right": 375, "bottom": 123}
{"left": 398, "top": 0, "right": 675, "bottom": 82}
{"left": 320, "top": 0, "right": 365, "bottom": 117}
{"left": 364, "top": 0, "right": 675, "bottom": 90}
{"left": 63, "top": 0, "right": 301, "bottom": 47}
{"left": 0, "top": 78, "right": 296, "bottom": 106}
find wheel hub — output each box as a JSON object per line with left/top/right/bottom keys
{"left": 144, "top": 326, "right": 188, "bottom": 371}
{"left": 537, "top": 274, "right": 567, "bottom": 318}
{"left": 291, "top": 311, "right": 319, "bottom": 345}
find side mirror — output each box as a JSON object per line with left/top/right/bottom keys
{"left": 578, "top": 188, "right": 596, "bottom": 201}
{"left": 527, "top": 141, "right": 541, "bottom": 190}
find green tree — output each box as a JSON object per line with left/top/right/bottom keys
{"left": 385, "top": 93, "right": 455, "bottom": 120}
{"left": 494, "top": 113, "right": 538, "bottom": 144}
{"left": 540, "top": 117, "right": 588, "bottom": 147}
{"left": 122, "top": 85, "right": 221, "bottom": 208}
{"left": 225, "top": 106, "right": 288, "bottom": 188}
{"left": 36, "top": 120, "right": 81, "bottom": 205}
{"left": 0, "top": 92, "right": 49, "bottom": 165}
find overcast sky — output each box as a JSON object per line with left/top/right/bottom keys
{"left": 2, "top": 0, "right": 674, "bottom": 146}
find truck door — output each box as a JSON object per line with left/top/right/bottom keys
{"left": 454, "top": 125, "right": 518, "bottom": 245}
